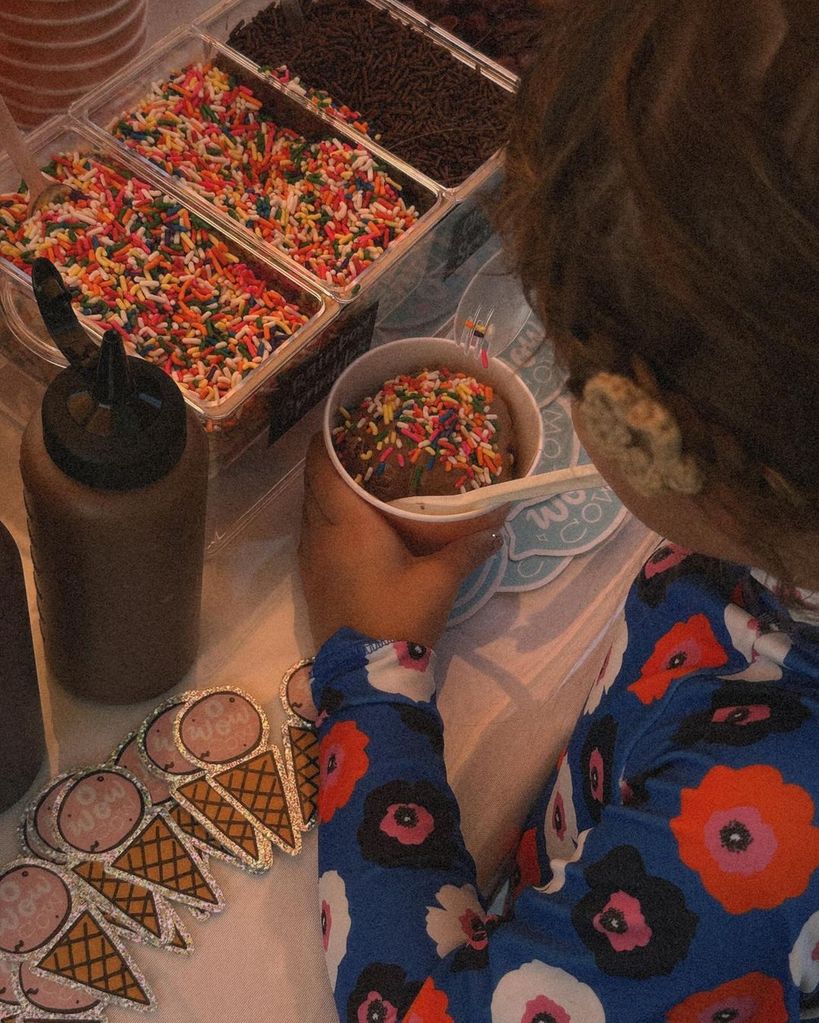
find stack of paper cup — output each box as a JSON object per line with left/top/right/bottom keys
{"left": 0, "top": 0, "right": 147, "bottom": 129}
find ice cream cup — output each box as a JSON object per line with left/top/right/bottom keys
{"left": 323, "top": 336, "right": 543, "bottom": 554}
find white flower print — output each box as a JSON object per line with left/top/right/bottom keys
{"left": 720, "top": 603, "right": 791, "bottom": 681}
{"left": 426, "top": 883, "right": 487, "bottom": 958}
{"left": 364, "top": 643, "right": 436, "bottom": 702}
{"left": 319, "top": 870, "right": 351, "bottom": 991}
{"left": 544, "top": 756, "right": 578, "bottom": 864}
{"left": 491, "top": 960, "right": 606, "bottom": 1023}
{"left": 583, "top": 614, "right": 628, "bottom": 715}
{"left": 790, "top": 909, "right": 819, "bottom": 999}
{"left": 539, "top": 829, "right": 591, "bottom": 895}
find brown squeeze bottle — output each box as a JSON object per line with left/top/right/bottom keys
{"left": 0, "top": 520, "right": 46, "bottom": 810}
{"left": 20, "top": 259, "right": 208, "bottom": 704}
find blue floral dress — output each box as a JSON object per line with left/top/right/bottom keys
{"left": 310, "top": 544, "right": 819, "bottom": 1023}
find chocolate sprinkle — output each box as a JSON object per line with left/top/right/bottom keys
{"left": 405, "top": 0, "right": 547, "bottom": 76}
{"left": 227, "top": 0, "right": 514, "bottom": 186}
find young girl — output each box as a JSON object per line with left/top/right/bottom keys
{"left": 297, "top": 1, "right": 819, "bottom": 1019}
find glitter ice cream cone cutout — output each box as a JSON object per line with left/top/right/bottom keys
{"left": 53, "top": 767, "right": 222, "bottom": 920}
{"left": 109, "top": 814, "right": 222, "bottom": 913}
{"left": 138, "top": 693, "right": 273, "bottom": 871}
{"left": 116, "top": 732, "right": 240, "bottom": 869}
{"left": 20, "top": 774, "right": 77, "bottom": 865}
{"left": 16, "top": 961, "right": 102, "bottom": 1017}
{"left": 0, "top": 859, "right": 151, "bottom": 1012}
{"left": 35, "top": 909, "right": 153, "bottom": 1010}
{"left": 175, "top": 689, "right": 300, "bottom": 856}
{"left": 282, "top": 724, "right": 320, "bottom": 832}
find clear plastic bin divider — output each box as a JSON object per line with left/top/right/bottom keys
{"left": 0, "top": 115, "right": 337, "bottom": 479}
{"left": 193, "top": 0, "right": 516, "bottom": 200}
{"left": 71, "top": 29, "right": 450, "bottom": 306}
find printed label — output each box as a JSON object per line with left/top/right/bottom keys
{"left": 268, "top": 301, "right": 378, "bottom": 444}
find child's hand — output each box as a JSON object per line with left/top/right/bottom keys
{"left": 298, "top": 434, "right": 504, "bottom": 650}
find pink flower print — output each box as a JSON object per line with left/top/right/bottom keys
{"left": 592, "top": 890, "right": 653, "bottom": 952}
{"left": 544, "top": 757, "right": 578, "bottom": 863}
{"left": 318, "top": 870, "right": 351, "bottom": 992}
{"left": 425, "top": 884, "right": 486, "bottom": 958}
{"left": 364, "top": 643, "right": 435, "bottom": 702}
{"left": 380, "top": 802, "right": 435, "bottom": 845}
{"left": 491, "top": 961, "right": 605, "bottom": 1023}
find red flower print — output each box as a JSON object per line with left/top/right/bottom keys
{"left": 628, "top": 614, "right": 728, "bottom": 704}
{"left": 665, "top": 972, "right": 788, "bottom": 1023}
{"left": 404, "top": 978, "right": 453, "bottom": 1023}
{"left": 671, "top": 764, "right": 819, "bottom": 914}
{"left": 394, "top": 641, "right": 431, "bottom": 672}
{"left": 512, "top": 827, "right": 541, "bottom": 899}
{"left": 318, "top": 721, "right": 370, "bottom": 824}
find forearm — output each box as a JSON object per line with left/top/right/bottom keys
{"left": 312, "top": 629, "right": 481, "bottom": 1018}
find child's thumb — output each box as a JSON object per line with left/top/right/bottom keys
{"left": 428, "top": 528, "right": 504, "bottom": 586}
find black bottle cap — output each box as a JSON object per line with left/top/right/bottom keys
{"left": 42, "top": 329, "right": 188, "bottom": 490}
{"left": 31, "top": 257, "right": 188, "bottom": 489}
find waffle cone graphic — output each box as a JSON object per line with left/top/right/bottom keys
{"left": 287, "top": 726, "right": 320, "bottom": 828}
{"left": 175, "top": 778, "right": 261, "bottom": 860}
{"left": 73, "top": 861, "right": 161, "bottom": 938}
{"left": 170, "top": 927, "right": 190, "bottom": 952}
{"left": 36, "top": 911, "right": 150, "bottom": 1006}
{"left": 168, "top": 804, "right": 236, "bottom": 859}
{"left": 214, "top": 751, "right": 296, "bottom": 850}
{"left": 111, "top": 816, "right": 219, "bottom": 908}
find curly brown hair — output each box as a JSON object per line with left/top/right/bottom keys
{"left": 499, "top": 0, "right": 818, "bottom": 533}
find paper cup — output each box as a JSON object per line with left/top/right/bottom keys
{"left": 0, "top": 0, "right": 138, "bottom": 44}
{"left": 323, "top": 336, "right": 543, "bottom": 553}
{"left": 0, "top": 22, "right": 146, "bottom": 104}
{"left": 0, "top": 2, "right": 145, "bottom": 64}
{"left": 2, "top": 0, "right": 132, "bottom": 20}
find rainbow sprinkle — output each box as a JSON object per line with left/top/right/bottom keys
{"left": 0, "top": 151, "right": 310, "bottom": 405}
{"left": 333, "top": 368, "right": 507, "bottom": 495}
{"left": 111, "top": 62, "right": 419, "bottom": 289}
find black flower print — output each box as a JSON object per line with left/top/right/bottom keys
{"left": 358, "top": 780, "right": 458, "bottom": 869}
{"left": 580, "top": 715, "right": 617, "bottom": 822}
{"left": 346, "top": 963, "right": 421, "bottom": 1023}
{"left": 395, "top": 705, "right": 444, "bottom": 757}
{"left": 572, "top": 845, "right": 698, "bottom": 977}
{"left": 316, "top": 686, "right": 345, "bottom": 727}
{"left": 619, "top": 771, "right": 650, "bottom": 807}
{"left": 674, "top": 682, "right": 809, "bottom": 747}
{"left": 636, "top": 544, "right": 711, "bottom": 607}
{"left": 450, "top": 914, "right": 501, "bottom": 972}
